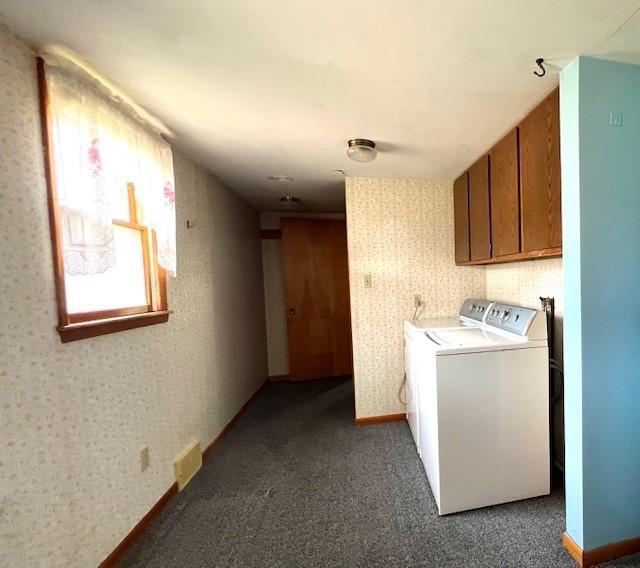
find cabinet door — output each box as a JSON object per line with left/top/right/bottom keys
{"left": 520, "top": 88, "right": 562, "bottom": 251}
{"left": 453, "top": 173, "right": 470, "bottom": 263}
{"left": 490, "top": 128, "right": 520, "bottom": 257}
{"left": 468, "top": 155, "right": 491, "bottom": 261}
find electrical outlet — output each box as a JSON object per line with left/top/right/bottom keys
{"left": 414, "top": 294, "right": 422, "bottom": 308}
{"left": 364, "top": 274, "right": 372, "bottom": 288}
{"left": 140, "top": 446, "right": 150, "bottom": 472}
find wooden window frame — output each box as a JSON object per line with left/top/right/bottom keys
{"left": 37, "top": 58, "right": 170, "bottom": 342}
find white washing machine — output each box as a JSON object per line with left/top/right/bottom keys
{"left": 404, "top": 299, "right": 494, "bottom": 456}
{"left": 416, "top": 302, "right": 550, "bottom": 515}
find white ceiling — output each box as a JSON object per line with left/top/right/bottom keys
{"left": 2, "top": 1, "right": 640, "bottom": 211}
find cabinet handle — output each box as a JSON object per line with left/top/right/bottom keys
{"left": 286, "top": 307, "right": 296, "bottom": 317}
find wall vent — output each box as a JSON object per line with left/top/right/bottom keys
{"left": 174, "top": 439, "right": 202, "bottom": 491}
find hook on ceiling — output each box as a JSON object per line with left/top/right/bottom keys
{"left": 533, "top": 58, "right": 546, "bottom": 78}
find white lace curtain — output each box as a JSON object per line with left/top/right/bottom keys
{"left": 45, "top": 59, "right": 177, "bottom": 276}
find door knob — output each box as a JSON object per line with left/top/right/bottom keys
{"left": 286, "top": 307, "right": 296, "bottom": 316}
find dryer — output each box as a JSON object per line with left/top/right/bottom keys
{"left": 403, "top": 299, "right": 493, "bottom": 456}
{"left": 416, "top": 303, "right": 550, "bottom": 515}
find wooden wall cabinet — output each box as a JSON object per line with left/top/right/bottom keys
{"left": 490, "top": 128, "right": 520, "bottom": 258}
{"left": 453, "top": 172, "right": 470, "bottom": 263}
{"left": 454, "top": 87, "right": 562, "bottom": 266}
{"left": 519, "top": 88, "right": 562, "bottom": 252}
{"left": 468, "top": 155, "right": 491, "bottom": 261}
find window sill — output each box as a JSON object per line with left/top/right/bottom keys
{"left": 58, "top": 310, "right": 171, "bottom": 343}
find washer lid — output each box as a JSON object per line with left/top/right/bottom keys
{"left": 424, "top": 326, "right": 543, "bottom": 355}
{"left": 428, "top": 327, "right": 509, "bottom": 347}
{"left": 409, "top": 317, "right": 466, "bottom": 331}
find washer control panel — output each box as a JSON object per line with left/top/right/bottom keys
{"left": 485, "top": 303, "right": 537, "bottom": 336}
{"left": 459, "top": 298, "right": 493, "bottom": 323}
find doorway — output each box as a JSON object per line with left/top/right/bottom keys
{"left": 280, "top": 218, "right": 352, "bottom": 380}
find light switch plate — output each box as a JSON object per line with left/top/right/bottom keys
{"left": 610, "top": 111, "right": 623, "bottom": 127}
{"left": 140, "top": 446, "right": 150, "bottom": 472}
{"left": 364, "top": 274, "right": 372, "bottom": 288}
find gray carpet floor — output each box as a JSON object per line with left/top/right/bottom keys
{"left": 121, "top": 377, "right": 640, "bottom": 568}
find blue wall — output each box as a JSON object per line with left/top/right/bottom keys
{"left": 561, "top": 56, "right": 640, "bottom": 551}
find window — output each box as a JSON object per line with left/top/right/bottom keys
{"left": 38, "top": 57, "right": 175, "bottom": 342}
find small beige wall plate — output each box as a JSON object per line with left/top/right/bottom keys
{"left": 174, "top": 439, "right": 202, "bottom": 491}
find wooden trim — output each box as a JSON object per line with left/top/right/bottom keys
{"left": 112, "top": 218, "right": 146, "bottom": 231}
{"left": 98, "top": 380, "right": 268, "bottom": 567}
{"left": 563, "top": 532, "right": 640, "bottom": 568}
{"left": 268, "top": 374, "right": 290, "bottom": 382}
{"left": 152, "top": 230, "right": 168, "bottom": 311}
{"left": 141, "top": 228, "right": 152, "bottom": 306}
{"left": 289, "top": 374, "right": 350, "bottom": 383}
{"left": 563, "top": 533, "right": 585, "bottom": 566}
{"left": 59, "top": 310, "right": 170, "bottom": 343}
{"left": 260, "top": 229, "right": 282, "bottom": 239}
{"left": 487, "top": 152, "right": 493, "bottom": 257}
{"left": 38, "top": 57, "right": 69, "bottom": 328}
{"left": 268, "top": 375, "right": 352, "bottom": 383}
{"left": 98, "top": 483, "right": 178, "bottom": 568}
{"left": 586, "top": 535, "right": 640, "bottom": 566}
{"left": 457, "top": 246, "right": 561, "bottom": 266}
{"left": 157, "top": 265, "right": 168, "bottom": 311}
{"left": 127, "top": 182, "right": 138, "bottom": 223}
{"left": 202, "top": 381, "right": 268, "bottom": 461}
{"left": 355, "top": 413, "right": 406, "bottom": 426}
{"left": 67, "top": 305, "right": 151, "bottom": 324}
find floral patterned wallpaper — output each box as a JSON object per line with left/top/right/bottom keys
{"left": 0, "top": 25, "right": 267, "bottom": 568}
{"left": 345, "top": 177, "right": 487, "bottom": 418}
{"left": 346, "top": 178, "right": 564, "bottom": 420}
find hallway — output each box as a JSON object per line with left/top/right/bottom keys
{"left": 120, "top": 378, "right": 583, "bottom": 568}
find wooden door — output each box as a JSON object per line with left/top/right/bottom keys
{"left": 468, "top": 155, "right": 492, "bottom": 261}
{"left": 490, "top": 128, "right": 520, "bottom": 257}
{"left": 281, "top": 218, "right": 352, "bottom": 380}
{"left": 519, "top": 87, "right": 562, "bottom": 252}
{"left": 453, "top": 173, "right": 470, "bottom": 263}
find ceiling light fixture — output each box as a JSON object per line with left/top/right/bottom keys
{"left": 280, "top": 195, "right": 301, "bottom": 210}
{"left": 268, "top": 174, "right": 293, "bottom": 182}
{"left": 347, "top": 139, "right": 377, "bottom": 163}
